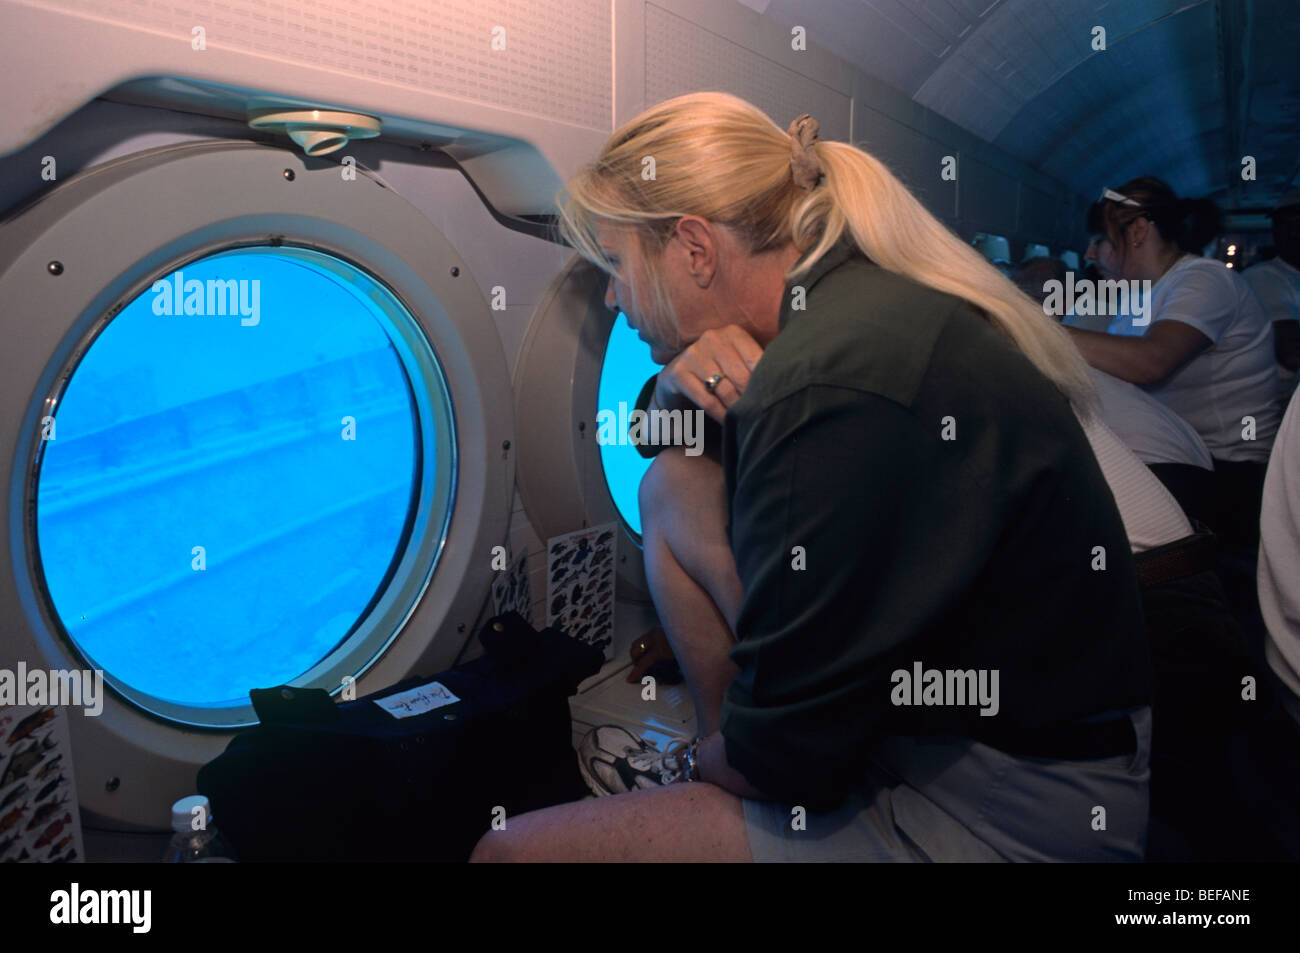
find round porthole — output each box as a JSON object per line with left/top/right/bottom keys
{"left": 515, "top": 256, "right": 655, "bottom": 602}
{"left": 33, "top": 245, "right": 453, "bottom": 719}
{"left": 595, "top": 312, "right": 659, "bottom": 537}
{"left": 0, "top": 140, "right": 511, "bottom": 827}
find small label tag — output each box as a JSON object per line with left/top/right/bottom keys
{"left": 374, "top": 681, "right": 460, "bottom": 719}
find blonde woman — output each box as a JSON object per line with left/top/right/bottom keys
{"left": 471, "top": 92, "right": 1152, "bottom": 862}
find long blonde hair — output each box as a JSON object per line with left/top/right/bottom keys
{"left": 555, "top": 90, "right": 1095, "bottom": 412}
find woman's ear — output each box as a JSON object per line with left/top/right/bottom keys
{"left": 1127, "top": 216, "right": 1150, "bottom": 248}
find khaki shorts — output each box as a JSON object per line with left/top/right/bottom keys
{"left": 742, "top": 707, "right": 1151, "bottom": 862}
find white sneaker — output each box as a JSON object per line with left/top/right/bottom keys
{"left": 577, "top": 725, "right": 688, "bottom": 796}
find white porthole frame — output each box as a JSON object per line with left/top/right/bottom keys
{"left": 514, "top": 254, "right": 654, "bottom": 604}
{"left": 0, "top": 140, "right": 513, "bottom": 828}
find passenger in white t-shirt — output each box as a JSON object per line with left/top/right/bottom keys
{"left": 1016, "top": 255, "right": 1216, "bottom": 525}
{"left": 1243, "top": 189, "right": 1300, "bottom": 404}
{"left": 1254, "top": 387, "right": 1300, "bottom": 863}
{"left": 1140, "top": 253, "right": 1278, "bottom": 462}
{"left": 1065, "top": 176, "right": 1279, "bottom": 551}
{"left": 1261, "top": 388, "right": 1300, "bottom": 728}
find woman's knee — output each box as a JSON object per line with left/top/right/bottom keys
{"left": 467, "top": 832, "right": 492, "bottom": 863}
{"left": 469, "top": 785, "right": 753, "bottom": 862}
{"left": 468, "top": 828, "right": 513, "bottom": 863}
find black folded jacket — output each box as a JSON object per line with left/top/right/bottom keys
{"left": 197, "top": 612, "right": 604, "bottom": 862}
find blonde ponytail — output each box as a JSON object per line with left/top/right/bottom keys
{"left": 556, "top": 91, "right": 1096, "bottom": 413}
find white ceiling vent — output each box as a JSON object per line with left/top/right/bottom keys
{"left": 247, "top": 108, "right": 381, "bottom": 156}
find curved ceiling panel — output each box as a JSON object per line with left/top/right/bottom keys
{"left": 753, "top": 0, "right": 1299, "bottom": 212}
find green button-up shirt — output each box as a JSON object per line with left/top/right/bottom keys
{"left": 637, "top": 239, "right": 1149, "bottom": 809}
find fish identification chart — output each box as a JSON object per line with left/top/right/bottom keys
{"left": 546, "top": 522, "right": 616, "bottom": 660}
{"left": 0, "top": 705, "right": 84, "bottom": 862}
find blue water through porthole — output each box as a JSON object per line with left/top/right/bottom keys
{"left": 596, "top": 313, "right": 660, "bottom": 537}
{"left": 35, "top": 247, "right": 430, "bottom": 708}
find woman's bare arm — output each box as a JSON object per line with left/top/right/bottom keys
{"left": 1067, "top": 320, "right": 1211, "bottom": 385}
{"left": 697, "top": 730, "right": 768, "bottom": 799}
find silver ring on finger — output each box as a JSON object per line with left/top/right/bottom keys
{"left": 704, "top": 373, "right": 725, "bottom": 394}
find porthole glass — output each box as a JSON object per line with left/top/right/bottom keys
{"left": 33, "top": 246, "right": 451, "bottom": 711}
{"left": 595, "top": 312, "right": 659, "bottom": 537}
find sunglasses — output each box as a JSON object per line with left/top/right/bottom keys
{"left": 1099, "top": 187, "right": 1142, "bottom": 208}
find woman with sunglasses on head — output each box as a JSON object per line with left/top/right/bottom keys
{"left": 1066, "top": 177, "right": 1279, "bottom": 554}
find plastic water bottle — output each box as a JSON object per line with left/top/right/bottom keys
{"left": 164, "top": 795, "right": 237, "bottom": 862}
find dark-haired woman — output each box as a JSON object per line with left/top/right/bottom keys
{"left": 1067, "top": 177, "right": 1279, "bottom": 552}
